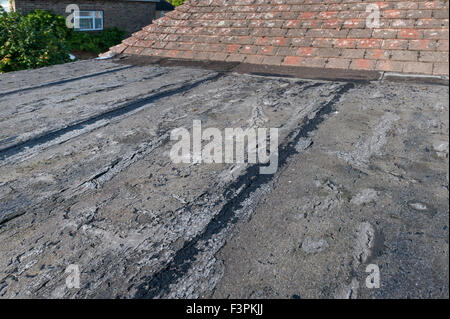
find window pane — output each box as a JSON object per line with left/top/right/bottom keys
{"left": 95, "top": 18, "right": 103, "bottom": 29}
{"left": 74, "top": 11, "right": 101, "bottom": 31}
{"left": 79, "top": 17, "right": 93, "bottom": 29}
{"left": 95, "top": 11, "right": 103, "bottom": 29}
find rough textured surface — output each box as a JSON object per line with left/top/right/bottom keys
{"left": 212, "top": 80, "right": 449, "bottom": 299}
{"left": 0, "top": 58, "right": 448, "bottom": 299}
{"left": 110, "top": 0, "right": 449, "bottom": 75}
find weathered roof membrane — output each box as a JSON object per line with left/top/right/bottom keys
{"left": 0, "top": 57, "right": 448, "bottom": 299}
{"left": 109, "top": 0, "right": 449, "bottom": 76}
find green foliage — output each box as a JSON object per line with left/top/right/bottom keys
{"left": 0, "top": 8, "right": 125, "bottom": 73}
{"left": 168, "top": 0, "right": 187, "bottom": 6}
{"left": 0, "top": 9, "right": 71, "bottom": 73}
{"left": 67, "top": 28, "right": 125, "bottom": 55}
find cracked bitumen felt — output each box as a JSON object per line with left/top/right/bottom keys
{"left": 0, "top": 72, "right": 223, "bottom": 162}
{"left": 134, "top": 82, "right": 355, "bottom": 299}
{"left": 0, "top": 65, "right": 135, "bottom": 99}
{"left": 0, "top": 58, "right": 448, "bottom": 299}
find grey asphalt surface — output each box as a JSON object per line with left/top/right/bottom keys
{"left": 0, "top": 59, "right": 448, "bottom": 298}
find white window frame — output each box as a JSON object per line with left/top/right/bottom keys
{"left": 0, "top": 0, "right": 10, "bottom": 12}
{"left": 74, "top": 11, "right": 103, "bottom": 31}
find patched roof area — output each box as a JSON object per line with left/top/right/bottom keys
{"left": 0, "top": 58, "right": 448, "bottom": 299}
{"left": 109, "top": 0, "right": 449, "bottom": 76}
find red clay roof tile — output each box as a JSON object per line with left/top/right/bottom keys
{"left": 114, "top": 0, "right": 449, "bottom": 76}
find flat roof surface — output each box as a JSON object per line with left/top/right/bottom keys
{"left": 0, "top": 59, "right": 448, "bottom": 298}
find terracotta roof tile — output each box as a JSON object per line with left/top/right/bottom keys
{"left": 114, "top": 0, "right": 449, "bottom": 75}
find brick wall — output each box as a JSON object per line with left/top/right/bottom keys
{"left": 13, "top": 0, "right": 157, "bottom": 35}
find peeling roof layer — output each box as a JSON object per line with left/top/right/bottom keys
{"left": 0, "top": 60, "right": 448, "bottom": 298}
{"left": 109, "top": 0, "right": 449, "bottom": 76}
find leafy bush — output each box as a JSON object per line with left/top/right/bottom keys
{"left": 67, "top": 28, "right": 125, "bottom": 55}
{"left": 168, "top": 0, "right": 187, "bottom": 6}
{"left": 0, "top": 9, "right": 71, "bottom": 73}
{"left": 0, "top": 8, "right": 125, "bottom": 73}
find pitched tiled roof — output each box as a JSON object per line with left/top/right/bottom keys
{"left": 109, "top": 0, "right": 449, "bottom": 76}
